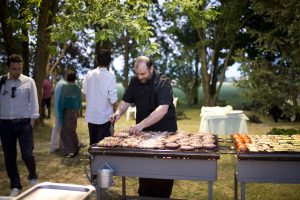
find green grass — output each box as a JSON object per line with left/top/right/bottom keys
{"left": 1, "top": 105, "right": 300, "bottom": 199}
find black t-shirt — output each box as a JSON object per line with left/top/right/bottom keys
{"left": 123, "top": 71, "right": 177, "bottom": 132}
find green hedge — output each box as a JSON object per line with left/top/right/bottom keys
{"left": 267, "top": 128, "right": 300, "bottom": 135}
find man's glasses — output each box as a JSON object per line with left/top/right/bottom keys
{"left": 11, "top": 87, "right": 16, "bottom": 98}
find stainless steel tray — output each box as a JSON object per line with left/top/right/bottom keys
{"left": 15, "top": 182, "right": 95, "bottom": 200}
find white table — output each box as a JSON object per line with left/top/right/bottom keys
{"left": 199, "top": 108, "right": 249, "bottom": 135}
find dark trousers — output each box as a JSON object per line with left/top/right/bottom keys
{"left": 138, "top": 178, "right": 174, "bottom": 198}
{"left": 41, "top": 98, "right": 51, "bottom": 118}
{"left": 0, "top": 120, "right": 37, "bottom": 189}
{"left": 88, "top": 121, "right": 112, "bottom": 146}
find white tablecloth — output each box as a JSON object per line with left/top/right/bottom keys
{"left": 199, "top": 107, "right": 249, "bottom": 135}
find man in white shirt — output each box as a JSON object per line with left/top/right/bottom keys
{"left": 82, "top": 51, "right": 118, "bottom": 145}
{"left": 0, "top": 54, "right": 39, "bottom": 197}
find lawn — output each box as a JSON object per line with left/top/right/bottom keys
{"left": 1, "top": 104, "right": 300, "bottom": 199}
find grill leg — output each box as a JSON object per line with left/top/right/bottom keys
{"left": 96, "top": 187, "right": 103, "bottom": 200}
{"left": 208, "top": 181, "right": 213, "bottom": 200}
{"left": 122, "top": 176, "right": 126, "bottom": 199}
{"left": 241, "top": 182, "right": 246, "bottom": 200}
{"left": 234, "top": 172, "right": 238, "bottom": 200}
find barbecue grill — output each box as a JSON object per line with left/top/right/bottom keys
{"left": 88, "top": 139, "right": 220, "bottom": 200}
{"left": 234, "top": 147, "right": 300, "bottom": 200}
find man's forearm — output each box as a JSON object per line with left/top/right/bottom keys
{"left": 116, "top": 100, "right": 131, "bottom": 116}
{"left": 138, "top": 105, "right": 168, "bottom": 129}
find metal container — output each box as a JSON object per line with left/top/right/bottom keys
{"left": 0, "top": 197, "right": 14, "bottom": 200}
{"left": 14, "top": 182, "right": 95, "bottom": 200}
{"left": 97, "top": 164, "right": 114, "bottom": 188}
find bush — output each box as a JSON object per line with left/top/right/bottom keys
{"left": 267, "top": 128, "right": 300, "bottom": 135}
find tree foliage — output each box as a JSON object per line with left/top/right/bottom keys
{"left": 1, "top": 0, "right": 299, "bottom": 115}
{"left": 164, "top": 0, "right": 250, "bottom": 106}
{"left": 0, "top": 0, "right": 41, "bottom": 75}
{"left": 51, "top": 0, "right": 157, "bottom": 54}
{"left": 150, "top": 3, "right": 201, "bottom": 104}
{"left": 236, "top": 0, "right": 300, "bottom": 118}
{"left": 1, "top": 0, "right": 158, "bottom": 123}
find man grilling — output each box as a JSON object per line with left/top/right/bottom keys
{"left": 110, "top": 55, "right": 177, "bottom": 198}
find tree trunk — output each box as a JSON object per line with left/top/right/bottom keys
{"left": 49, "top": 41, "right": 70, "bottom": 75}
{"left": 209, "top": 42, "right": 221, "bottom": 105}
{"left": 197, "top": 27, "right": 211, "bottom": 106}
{"left": 19, "top": 1, "right": 30, "bottom": 76}
{"left": 192, "top": 49, "right": 200, "bottom": 105}
{"left": 123, "top": 31, "right": 130, "bottom": 89}
{"left": 21, "top": 27, "right": 30, "bottom": 76}
{"left": 34, "top": 0, "right": 59, "bottom": 123}
{"left": 0, "top": 0, "right": 18, "bottom": 56}
{"left": 0, "top": 0, "right": 31, "bottom": 75}
{"left": 216, "top": 44, "right": 235, "bottom": 99}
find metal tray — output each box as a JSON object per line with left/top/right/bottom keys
{"left": 15, "top": 182, "right": 95, "bottom": 200}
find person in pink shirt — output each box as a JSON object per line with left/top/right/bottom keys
{"left": 42, "top": 77, "right": 53, "bottom": 119}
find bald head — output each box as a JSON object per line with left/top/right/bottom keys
{"left": 134, "top": 56, "right": 154, "bottom": 84}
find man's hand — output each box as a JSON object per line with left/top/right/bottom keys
{"left": 30, "top": 119, "right": 35, "bottom": 128}
{"left": 129, "top": 123, "right": 144, "bottom": 134}
{"left": 109, "top": 113, "right": 121, "bottom": 124}
{"left": 109, "top": 100, "right": 131, "bottom": 124}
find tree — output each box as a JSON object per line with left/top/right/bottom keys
{"left": 0, "top": 0, "right": 59, "bottom": 123}
{"left": 0, "top": 0, "right": 18, "bottom": 56}
{"left": 52, "top": 0, "right": 158, "bottom": 76}
{"left": 236, "top": 0, "right": 300, "bottom": 119}
{"left": 158, "top": 48, "right": 201, "bottom": 104}
{"left": 136, "top": 2, "right": 202, "bottom": 104}
{"left": 111, "top": 32, "right": 140, "bottom": 90}
{"left": 44, "top": 0, "right": 159, "bottom": 99}
{"left": 34, "top": 0, "right": 59, "bottom": 116}
{"left": 0, "top": 0, "right": 39, "bottom": 75}
{"left": 0, "top": 0, "right": 157, "bottom": 123}
{"left": 165, "top": 0, "right": 250, "bottom": 106}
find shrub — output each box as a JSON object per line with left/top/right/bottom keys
{"left": 267, "top": 128, "right": 300, "bottom": 135}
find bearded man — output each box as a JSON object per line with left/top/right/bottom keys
{"left": 110, "top": 55, "right": 177, "bottom": 198}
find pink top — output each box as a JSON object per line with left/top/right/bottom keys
{"left": 43, "top": 79, "right": 52, "bottom": 98}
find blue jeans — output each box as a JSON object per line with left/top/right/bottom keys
{"left": 0, "top": 119, "right": 37, "bottom": 189}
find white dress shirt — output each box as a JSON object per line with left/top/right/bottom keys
{"left": 0, "top": 74, "right": 39, "bottom": 119}
{"left": 82, "top": 67, "right": 118, "bottom": 124}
